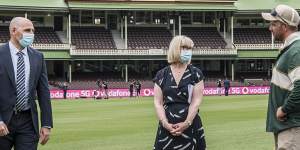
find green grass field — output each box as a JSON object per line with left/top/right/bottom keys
{"left": 39, "top": 95, "right": 273, "bottom": 150}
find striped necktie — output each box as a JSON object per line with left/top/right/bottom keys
{"left": 15, "top": 51, "right": 27, "bottom": 111}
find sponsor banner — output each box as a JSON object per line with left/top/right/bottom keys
{"left": 50, "top": 89, "right": 154, "bottom": 99}
{"left": 203, "top": 86, "right": 270, "bottom": 95}
{"left": 50, "top": 86, "right": 270, "bottom": 99}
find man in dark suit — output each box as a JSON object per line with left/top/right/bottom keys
{"left": 0, "top": 17, "right": 53, "bottom": 150}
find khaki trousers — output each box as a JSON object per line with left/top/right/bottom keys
{"left": 274, "top": 127, "right": 300, "bottom": 150}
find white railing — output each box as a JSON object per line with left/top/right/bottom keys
{"left": 70, "top": 49, "right": 165, "bottom": 56}
{"left": 234, "top": 44, "right": 283, "bottom": 49}
{"left": 31, "top": 44, "right": 70, "bottom": 50}
{"left": 192, "top": 48, "right": 237, "bottom": 55}
{"left": 0, "top": 43, "right": 70, "bottom": 50}
{"left": 70, "top": 48, "right": 237, "bottom": 56}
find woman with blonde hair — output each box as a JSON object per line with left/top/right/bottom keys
{"left": 153, "top": 35, "right": 206, "bottom": 150}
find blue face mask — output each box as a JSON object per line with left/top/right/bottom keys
{"left": 180, "top": 49, "right": 192, "bottom": 64}
{"left": 19, "top": 33, "right": 34, "bottom": 48}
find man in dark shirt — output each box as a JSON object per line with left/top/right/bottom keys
{"left": 217, "top": 79, "right": 222, "bottom": 96}
{"left": 102, "top": 81, "right": 108, "bottom": 99}
{"left": 129, "top": 82, "right": 134, "bottom": 97}
{"left": 63, "top": 82, "right": 68, "bottom": 99}
{"left": 135, "top": 81, "right": 141, "bottom": 97}
{"left": 96, "top": 79, "right": 102, "bottom": 99}
{"left": 223, "top": 78, "right": 230, "bottom": 96}
{"left": 96, "top": 79, "right": 101, "bottom": 88}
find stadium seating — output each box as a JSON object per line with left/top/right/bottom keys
{"left": 234, "top": 28, "right": 281, "bottom": 44}
{"left": 0, "top": 26, "right": 62, "bottom": 44}
{"left": 34, "top": 27, "right": 62, "bottom": 44}
{"left": 71, "top": 26, "right": 116, "bottom": 49}
{"left": 128, "top": 27, "right": 172, "bottom": 49}
{"left": 182, "top": 27, "right": 227, "bottom": 49}
{"left": 0, "top": 26, "right": 9, "bottom": 43}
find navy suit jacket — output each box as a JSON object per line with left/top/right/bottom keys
{"left": 0, "top": 43, "right": 53, "bottom": 134}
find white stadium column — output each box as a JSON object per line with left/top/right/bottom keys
{"left": 79, "top": 10, "right": 82, "bottom": 26}
{"left": 125, "top": 64, "right": 128, "bottom": 82}
{"left": 179, "top": 15, "right": 181, "bottom": 36}
{"left": 173, "top": 18, "right": 176, "bottom": 37}
{"left": 231, "top": 16, "right": 234, "bottom": 48}
{"left": 223, "top": 18, "right": 226, "bottom": 38}
{"left": 271, "top": 33, "right": 274, "bottom": 49}
{"left": 67, "top": 16, "right": 69, "bottom": 41}
{"left": 105, "top": 11, "right": 108, "bottom": 29}
{"left": 121, "top": 16, "right": 124, "bottom": 39}
{"left": 68, "top": 13, "right": 71, "bottom": 45}
{"left": 125, "top": 15, "right": 128, "bottom": 49}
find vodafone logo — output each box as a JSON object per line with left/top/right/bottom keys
{"left": 242, "top": 87, "right": 249, "bottom": 94}
{"left": 143, "top": 89, "right": 154, "bottom": 96}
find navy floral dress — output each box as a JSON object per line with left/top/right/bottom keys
{"left": 153, "top": 64, "right": 206, "bottom": 150}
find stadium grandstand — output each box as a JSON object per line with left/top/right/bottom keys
{"left": 0, "top": 0, "right": 299, "bottom": 92}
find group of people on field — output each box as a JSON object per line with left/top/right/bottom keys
{"left": 129, "top": 80, "right": 142, "bottom": 97}
{"left": 95, "top": 79, "right": 109, "bottom": 99}
{"left": 216, "top": 78, "right": 231, "bottom": 96}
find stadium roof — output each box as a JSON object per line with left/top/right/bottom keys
{"left": 67, "top": 2, "right": 237, "bottom": 11}
{"left": 0, "top": 0, "right": 68, "bottom": 11}
{"left": 1, "top": 0, "right": 298, "bottom": 12}
{"left": 235, "top": 0, "right": 300, "bottom": 11}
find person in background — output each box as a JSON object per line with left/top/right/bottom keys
{"left": 102, "top": 81, "right": 109, "bottom": 99}
{"left": 62, "top": 82, "right": 68, "bottom": 99}
{"left": 217, "top": 79, "right": 222, "bottom": 96}
{"left": 96, "top": 79, "right": 101, "bottom": 90}
{"left": 223, "top": 78, "right": 230, "bottom": 96}
{"left": 129, "top": 81, "right": 134, "bottom": 97}
{"left": 93, "top": 90, "right": 98, "bottom": 100}
{"left": 96, "top": 79, "right": 102, "bottom": 99}
{"left": 135, "top": 80, "right": 141, "bottom": 97}
{"left": 262, "top": 4, "right": 300, "bottom": 149}
{"left": 153, "top": 35, "right": 206, "bottom": 150}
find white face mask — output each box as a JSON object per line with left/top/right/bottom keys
{"left": 180, "top": 49, "right": 192, "bottom": 64}
{"left": 19, "top": 33, "right": 34, "bottom": 48}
